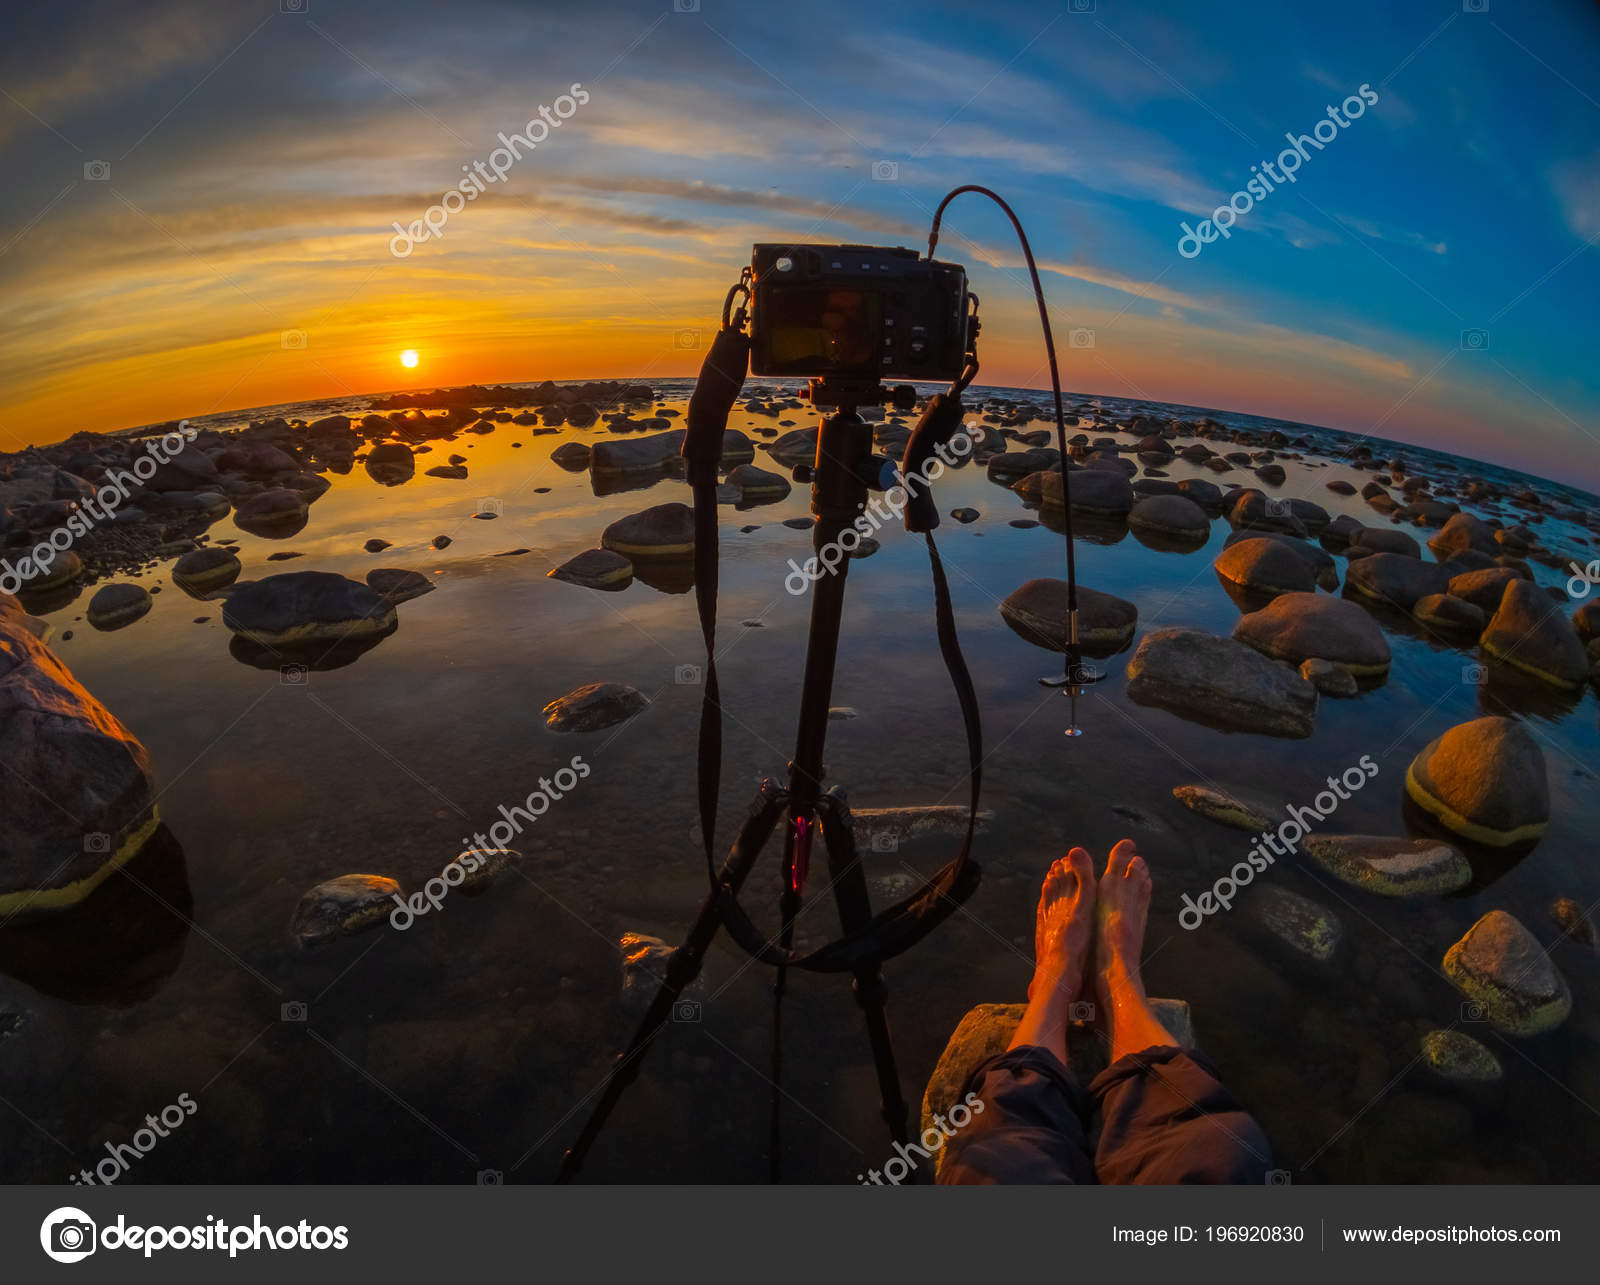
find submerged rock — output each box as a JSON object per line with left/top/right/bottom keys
{"left": 1420, "top": 1029, "right": 1502, "bottom": 1083}
{"left": 1171, "top": 784, "right": 1275, "bottom": 831}
{"left": 549, "top": 548, "right": 633, "bottom": 590}
{"left": 365, "top": 568, "right": 434, "bottom": 604}
{"left": 1128, "top": 494, "right": 1210, "bottom": 540}
{"left": 1126, "top": 628, "right": 1318, "bottom": 737}
{"left": 726, "top": 463, "right": 791, "bottom": 502}
{"left": 1303, "top": 834, "right": 1471, "bottom": 896}
{"left": 291, "top": 874, "right": 401, "bottom": 947}
{"left": 1443, "top": 910, "right": 1570, "bottom": 1036}
{"left": 543, "top": 681, "right": 648, "bottom": 732}
{"left": 0, "top": 595, "right": 159, "bottom": 919}
{"left": 1299, "top": 657, "right": 1358, "bottom": 696}
{"left": 1248, "top": 886, "right": 1341, "bottom": 962}
{"left": 620, "top": 931, "right": 703, "bottom": 1017}
{"left": 1405, "top": 715, "right": 1548, "bottom": 847}
{"left": 550, "top": 442, "right": 592, "bottom": 471}
{"left": 998, "top": 579, "right": 1138, "bottom": 656}
{"left": 1550, "top": 896, "right": 1597, "bottom": 951}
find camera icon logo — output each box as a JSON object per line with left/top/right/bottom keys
{"left": 1069, "top": 0, "right": 1097, "bottom": 11}
{"left": 1460, "top": 1000, "right": 1487, "bottom": 1022}
{"left": 871, "top": 161, "right": 900, "bottom": 182}
{"left": 477, "top": 1169, "right": 503, "bottom": 1185}
{"left": 1068, "top": 327, "right": 1095, "bottom": 349}
{"left": 83, "top": 160, "right": 111, "bottom": 182}
{"left": 280, "top": 0, "right": 309, "bottom": 13}
{"left": 674, "top": 0, "right": 700, "bottom": 11}
{"left": 1462, "top": 0, "right": 1488, "bottom": 13}
{"left": 476, "top": 496, "right": 504, "bottom": 518}
{"left": 1067, "top": 1000, "right": 1096, "bottom": 1022}
{"left": 281, "top": 1001, "right": 308, "bottom": 1022}
{"left": 674, "top": 327, "right": 702, "bottom": 351}
{"left": 870, "top": 830, "right": 900, "bottom": 854}
{"left": 83, "top": 832, "right": 111, "bottom": 854}
{"left": 1266, "top": 1168, "right": 1292, "bottom": 1186}
{"left": 1462, "top": 662, "right": 1488, "bottom": 686}
{"left": 1460, "top": 328, "right": 1489, "bottom": 351}
{"left": 279, "top": 663, "right": 308, "bottom": 687}
{"left": 675, "top": 663, "right": 703, "bottom": 685}
{"left": 672, "top": 1000, "right": 702, "bottom": 1023}
{"left": 281, "top": 329, "right": 308, "bottom": 350}
{"left": 40, "top": 1207, "right": 97, "bottom": 1263}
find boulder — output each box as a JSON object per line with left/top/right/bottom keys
{"left": 1228, "top": 489, "right": 1304, "bottom": 535}
{"left": 1299, "top": 657, "right": 1358, "bottom": 696}
{"left": 0, "top": 595, "right": 160, "bottom": 918}
{"left": 1232, "top": 591, "right": 1391, "bottom": 675}
{"left": 1126, "top": 628, "right": 1318, "bottom": 737}
{"left": 1573, "top": 600, "right": 1599, "bottom": 643}
{"left": 364, "top": 441, "right": 415, "bottom": 486}
{"left": 1175, "top": 478, "right": 1225, "bottom": 513}
{"left": 1447, "top": 566, "right": 1520, "bottom": 612}
{"left": 221, "top": 571, "right": 397, "bottom": 648}
{"left": 425, "top": 464, "right": 468, "bottom": 479}
{"left": 1550, "top": 896, "right": 1597, "bottom": 951}
{"left": 1128, "top": 494, "right": 1210, "bottom": 539}
{"left": 1413, "top": 593, "right": 1485, "bottom": 633}
{"left": 1016, "top": 467, "right": 1133, "bottom": 515}
{"left": 998, "top": 579, "right": 1138, "bottom": 656}
{"left": 726, "top": 463, "right": 791, "bottom": 502}
{"left": 543, "top": 681, "right": 649, "bottom": 733}
{"left": 1345, "top": 552, "right": 1448, "bottom": 611}
{"left": 1222, "top": 530, "right": 1337, "bottom": 589}
{"left": 1303, "top": 835, "right": 1470, "bottom": 896}
{"left": 1214, "top": 537, "right": 1318, "bottom": 596}
{"left": 1427, "top": 512, "right": 1499, "bottom": 560}
{"left": 590, "top": 430, "right": 686, "bottom": 473}
{"left": 291, "top": 874, "right": 401, "bottom": 947}
{"left": 1404, "top": 715, "right": 1548, "bottom": 847}
{"left": 1443, "top": 910, "right": 1570, "bottom": 1036}
{"left": 549, "top": 548, "right": 634, "bottom": 590}
{"left": 86, "top": 583, "right": 152, "bottom": 630}
{"left": 601, "top": 502, "right": 694, "bottom": 559}
{"left": 1350, "top": 526, "right": 1421, "bottom": 559}
{"left": 550, "top": 442, "right": 592, "bottom": 471}
{"left": 1480, "top": 577, "right": 1589, "bottom": 689}
{"left": 172, "top": 546, "right": 241, "bottom": 593}
{"left": 233, "top": 487, "right": 308, "bottom": 533}
{"left": 768, "top": 428, "right": 820, "bottom": 468}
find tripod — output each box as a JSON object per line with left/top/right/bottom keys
{"left": 556, "top": 380, "right": 980, "bottom": 1182}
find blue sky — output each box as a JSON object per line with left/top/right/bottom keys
{"left": 1, "top": 0, "right": 1596, "bottom": 486}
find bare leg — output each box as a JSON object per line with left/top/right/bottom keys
{"left": 1008, "top": 848, "right": 1097, "bottom": 1067}
{"left": 1093, "top": 839, "right": 1178, "bottom": 1063}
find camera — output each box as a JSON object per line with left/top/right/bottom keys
{"left": 53, "top": 1219, "right": 95, "bottom": 1254}
{"left": 672, "top": 1000, "right": 702, "bottom": 1023}
{"left": 748, "top": 244, "right": 970, "bottom": 383}
{"left": 83, "top": 832, "right": 111, "bottom": 854}
{"left": 281, "top": 1001, "right": 308, "bottom": 1021}
{"left": 1067, "top": 1001, "right": 1096, "bottom": 1022}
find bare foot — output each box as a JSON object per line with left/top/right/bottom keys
{"left": 1009, "top": 848, "right": 1097, "bottom": 1064}
{"left": 1093, "top": 839, "right": 1178, "bottom": 1063}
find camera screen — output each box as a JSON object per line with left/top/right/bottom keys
{"left": 759, "top": 286, "right": 882, "bottom": 375}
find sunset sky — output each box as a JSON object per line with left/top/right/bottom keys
{"left": 2, "top": 0, "right": 1597, "bottom": 487}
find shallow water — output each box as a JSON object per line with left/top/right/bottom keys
{"left": 4, "top": 381, "right": 1599, "bottom": 1184}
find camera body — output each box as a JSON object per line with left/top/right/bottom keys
{"left": 53, "top": 1220, "right": 95, "bottom": 1254}
{"left": 748, "top": 244, "right": 969, "bottom": 383}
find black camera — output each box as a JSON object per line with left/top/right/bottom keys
{"left": 748, "top": 244, "right": 970, "bottom": 382}
{"left": 52, "top": 1219, "right": 95, "bottom": 1254}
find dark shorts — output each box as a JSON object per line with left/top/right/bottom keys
{"left": 937, "top": 1044, "right": 1272, "bottom": 1185}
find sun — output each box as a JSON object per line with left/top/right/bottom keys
{"left": 399, "top": 349, "right": 419, "bottom": 369}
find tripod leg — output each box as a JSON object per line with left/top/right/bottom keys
{"left": 817, "top": 792, "right": 914, "bottom": 1159}
{"left": 556, "top": 781, "right": 788, "bottom": 1183}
